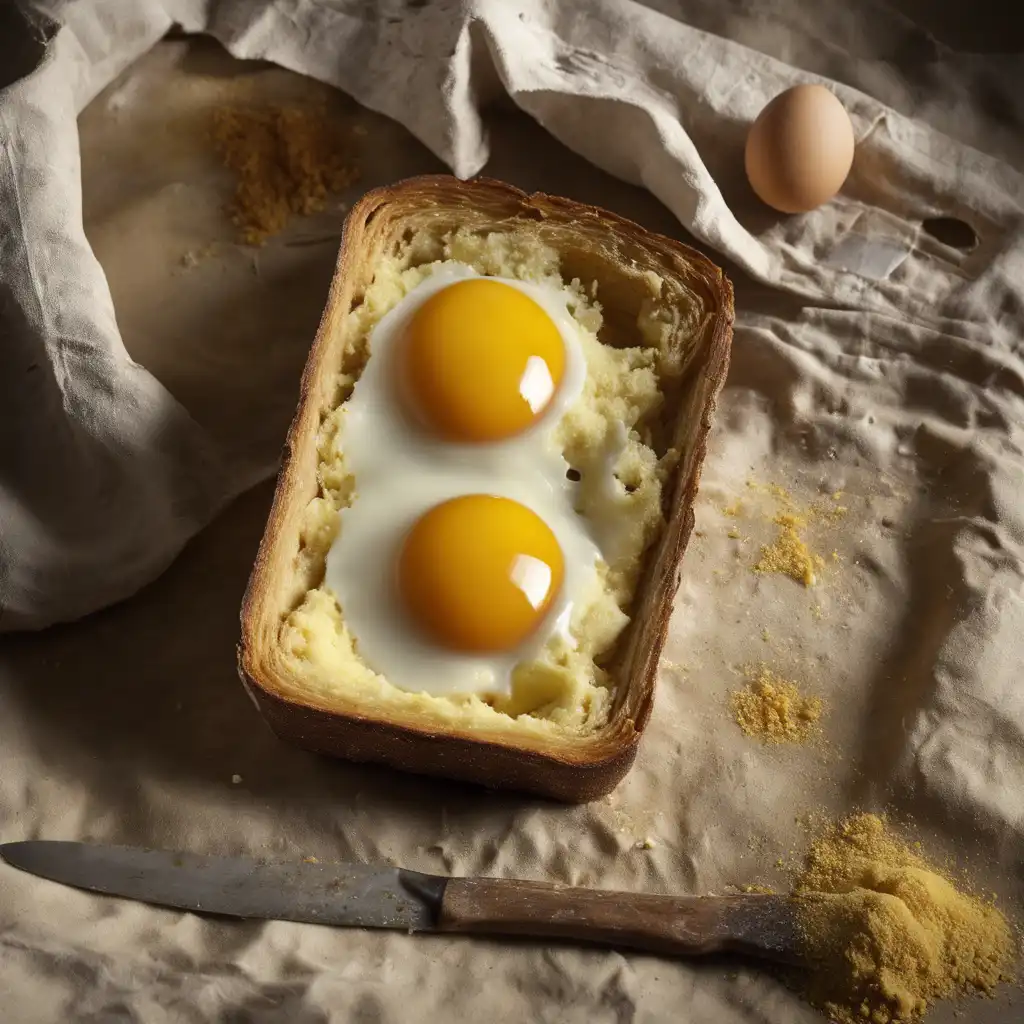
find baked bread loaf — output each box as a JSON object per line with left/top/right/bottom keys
{"left": 238, "top": 175, "right": 733, "bottom": 802}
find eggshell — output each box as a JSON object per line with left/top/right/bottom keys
{"left": 745, "top": 84, "right": 855, "bottom": 214}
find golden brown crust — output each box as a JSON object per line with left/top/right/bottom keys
{"left": 238, "top": 174, "right": 734, "bottom": 803}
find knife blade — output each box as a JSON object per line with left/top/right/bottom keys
{"left": 0, "top": 840, "right": 804, "bottom": 965}
{"left": 0, "top": 840, "right": 444, "bottom": 931}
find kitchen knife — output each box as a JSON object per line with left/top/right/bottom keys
{"left": 0, "top": 841, "right": 804, "bottom": 965}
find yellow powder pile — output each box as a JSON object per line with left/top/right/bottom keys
{"left": 730, "top": 665, "right": 824, "bottom": 743}
{"left": 211, "top": 105, "right": 360, "bottom": 244}
{"left": 735, "top": 480, "right": 847, "bottom": 586}
{"left": 754, "top": 512, "right": 826, "bottom": 586}
{"left": 794, "top": 813, "right": 1016, "bottom": 1023}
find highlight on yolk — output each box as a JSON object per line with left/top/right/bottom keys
{"left": 396, "top": 495, "right": 565, "bottom": 653}
{"left": 399, "top": 278, "right": 566, "bottom": 442}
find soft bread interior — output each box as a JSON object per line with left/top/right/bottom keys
{"left": 240, "top": 177, "right": 732, "bottom": 765}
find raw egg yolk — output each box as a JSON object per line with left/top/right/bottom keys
{"left": 400, "top": 279, "right": 566, "bottom": 442}
{"left": 397, "top": 495, "right": 565, "bottom": 653}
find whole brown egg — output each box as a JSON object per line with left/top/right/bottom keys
{"left": 745, "top": 84, "right": 855, "bottom": 214}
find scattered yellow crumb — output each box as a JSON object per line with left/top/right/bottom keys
{"left": 754, "top": 512, "right": 825, "bottom": 586}
{"left": 746, "top": 480, "right": 795, "bottom": 506}
{"left": 179, "top": 243, "right": 217, "bottom": 269}
{"left": 303, "top": 856, "right": 320, "bottom": 864}
{"left": 727, "top": 527, "right": 742, "bottom": 539}
{"left": 795, "top": 811, "right": 828, "bottom": 833}
{"left": 809, "top": 498, "right": 849, "bottom": 524}
{"left": 743, "top": 883, "right": 775, "bottom": 894}
{"left": 722, "top": 501, "right": 744, "bottom": 517}
{"left": 794, "top": 813, "right": 1016, "bottom": 1024}
{"left": 730, "top": 665, "right": 824, "bottom": 743}
{"left": 211, "top": 104, "right": 360, "bottom": 245}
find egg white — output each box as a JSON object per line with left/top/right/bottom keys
{"left": 323, "top": 262, "right": 606, "bottom": 698}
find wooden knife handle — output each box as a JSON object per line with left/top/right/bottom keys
{"left": 438, "top": 877, "right": 789, "bottom": 959}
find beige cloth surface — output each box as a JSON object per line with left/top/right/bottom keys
{"left": 2, "top": 4, "right": 1024, "bottom": 1023}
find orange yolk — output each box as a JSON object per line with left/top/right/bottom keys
{"left": 399, "top": 278, "right": 566, "bottom": 442}
{"left": 397, "top": 495, "right": 565, "bottom": 653}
